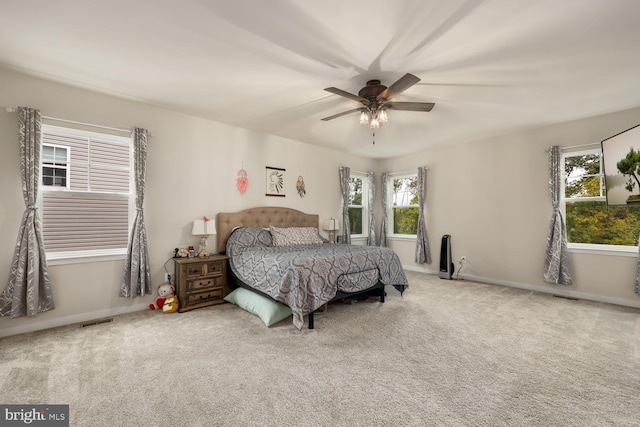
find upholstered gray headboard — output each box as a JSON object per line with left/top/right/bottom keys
{"left": 216, "top": 207, "right": 319, "bottom": 254}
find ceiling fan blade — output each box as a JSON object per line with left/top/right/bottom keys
{"left": 321, "top": 108, "right": 364, "bottom": 121}
{"left": 377, "top": 73, "right": 421, "bottom": 101}
{"left": 324, "top": 87, "right": 370, "bottom": 105}
{"left": 385, "top": 102, "right": 435, "bottom": 112}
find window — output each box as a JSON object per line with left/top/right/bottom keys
{"left": 348, "top": 174, "right": 367, "bottom": 237}
{"left": 42, "top": 144, "right": 69, "bottom": 188}
{"left": 40, "top": 125, "right": 132, "bottom": 259}
{"left": 389, "top": 173, "right": 419, "bottom": 236}
{"left": 563, "top": 148, "right": 640, "bottom": 249}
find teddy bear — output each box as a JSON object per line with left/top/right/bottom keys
{"left": 149, "top": 284, "right": 175, "bottom": 311}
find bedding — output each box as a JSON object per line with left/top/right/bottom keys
{"left": 226, "top": 226, "right": 408, "bottom": 329}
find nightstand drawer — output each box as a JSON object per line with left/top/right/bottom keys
{"left": 185, "top": 260, "right": 224, "bottom": 277}
{"left": 188, "top": 276, "right": 224, "bottom": 291}
{"left": 187, "top": 288, "right": 224, "bottom": 304}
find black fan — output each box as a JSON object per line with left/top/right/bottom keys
{"left": 322, "top": 73, "right": 435, "bottom": 122}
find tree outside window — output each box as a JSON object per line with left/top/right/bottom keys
{"left": 348, "top": 176, "right": 365, "bottom": 235}
{"left": 391, "top": 175, "right": 419, "bottom": 235}
{"left": 564, "top": 150, "right": 640, "bottom": 246}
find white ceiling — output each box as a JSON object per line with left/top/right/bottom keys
{"left": 1, "top": 0, "right": 640, "bottom": 159}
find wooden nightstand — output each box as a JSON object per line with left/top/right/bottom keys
{"left": 174, "top": 255, "right": 228, "bottom": 312}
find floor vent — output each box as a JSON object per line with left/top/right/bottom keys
{"left": 81, "top": 317, "right": 114, "bottom": 327}
{"left": 553, "top": 295, "right": 578, "bottom": 301}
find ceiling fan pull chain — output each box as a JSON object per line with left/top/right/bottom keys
{"left": 372, "top": 131, "right": 375, "bottom": 145}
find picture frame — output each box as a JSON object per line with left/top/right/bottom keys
{"left": 265, "top": 166, "right": 286, "bottom": 197}
{"left": 601, "top": 124, "right": 640, "bottom": 206}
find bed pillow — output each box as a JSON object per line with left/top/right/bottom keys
{"left": 269, "top": 226, "right": 324, "bottom": 247}
{"left": 224, "top": 287, "right": 292, "bottom": 327}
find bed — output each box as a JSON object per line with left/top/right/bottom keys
{"left": 217, "top": 207, "right": 408, "bottom": 329}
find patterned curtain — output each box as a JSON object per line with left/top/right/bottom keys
{"left": 0, "top": 107, "right": 55, "bottom": 317}
{"left": 339, "top": 166, "right": 351, "bottom": 245}
{"left": 415, "top": 166, "right": 432, "bottom": 264}
{"left": 543, "top": 145, "right": 572, "bottom": 285}
{"left": 636, "top": 234, "right": 640, "bottom": 295}
{"left": 367, "top": 171, "right": 376, "bottom": 245}
{"left": 380, "top": 172, "right": 389, "bottom": 247}
{"left": 121, "top": 128, "right": 151, "bottom": 297}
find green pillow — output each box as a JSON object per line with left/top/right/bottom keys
{"left": 224, "top": 287, "right": 292, "bottom": 327}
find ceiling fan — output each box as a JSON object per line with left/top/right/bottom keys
{"left": 322, "top": 73, "right": 435, "bottom": 128}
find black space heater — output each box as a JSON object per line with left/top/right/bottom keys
{"left": 439, "top": 234, "right": 454, "bottom": 280}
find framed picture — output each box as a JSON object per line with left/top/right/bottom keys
{"left": 265, "top": 166, "right": 286, "bottom": 197}
{"left": 602, "top": 124, "right": 640, "bottom": 206}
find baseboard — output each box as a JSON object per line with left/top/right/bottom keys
{"left": 0, "top": 303, "right": 150, "bottom": 338}
{"left": 403, "top": 264, "right": 640, "bottom": 310}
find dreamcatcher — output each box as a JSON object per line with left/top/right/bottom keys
{"left": 296, "top": 175, "right": 306, "bottom": 198}
{"left": 236, "top": 165, "right": 248, "bottom": 195}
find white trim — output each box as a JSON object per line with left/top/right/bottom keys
{"left": 47, "top": 249, "right": 127, "bottom": 265}
{"left": 0, "top": 303, "right": 150, "bottom": 338}
{"left": 568, "top": 243, "right": 637, "bottom": 257}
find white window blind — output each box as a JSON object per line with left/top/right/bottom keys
{"left": 40, "top": 125, "right": 132, "bottom": 254}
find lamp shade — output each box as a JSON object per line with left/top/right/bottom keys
{"left": 323, "top": 218, "right": 339, "bottom": 231}
{"left": 191, "top": 218, "right": 216, "bottom": 236}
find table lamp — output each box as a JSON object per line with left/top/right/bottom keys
{"left": 323, "top": 218, "right": 339, "bottom": 243}
{"left": 191, "top": 216, "right": 216, "bottom": 257}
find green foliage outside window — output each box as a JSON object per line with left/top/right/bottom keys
{"left": 392, "top": 176, "right": 419, "bottom": 235}
{"left": 393, "top": 207, "right": 419, "bottom": 234}
{"left": 565, "top": 152, "right": 640, "bottom": 246}
{"left": 349, "top": 207, "right": 363, "bottom": 234}
{"left": 566, "top": 201, "right": 640, "bottom": 245}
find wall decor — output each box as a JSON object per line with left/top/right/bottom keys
{"left": 236, "top": 167, "right": 248, "bottom": 195}
{"left": 266, "top": 166, "right": 286, "bottom": 197}
{"left": 602, "top": 124, "right": 640, "bottom": 206}
{"left": 296, "top": 175, "right": 306, "bottom": 198}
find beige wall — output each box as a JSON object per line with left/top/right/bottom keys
{"left": 378, "top": 106, "right": 640, "bottom": 308}
{"left": 0, "top": 68, "right": 375, "bottom": 336}
{"left": 1, "top": 66, "right": 639, "bottom": 337}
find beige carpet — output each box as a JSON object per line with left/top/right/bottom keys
{"left": 1, "top": 271, "right": 639, "bottom": 426}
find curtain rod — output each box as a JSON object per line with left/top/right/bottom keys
{"left": 4, "top": 107, "right": 153, "bottom": 136}
{"left": 546, "top": 142, "right": 600, "bottom": 152}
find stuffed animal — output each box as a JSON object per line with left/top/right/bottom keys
{"left": 149, "top": 284, "right": 175, "bottom": 311}
{"left": 162, "top": 295, "right": 179, "bottom": 313}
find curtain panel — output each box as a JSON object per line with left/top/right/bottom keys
{"left": 367, "top": 172, "right": 376, "bottom": 245}
{"left": 380, "top": 172, "right": 389, "bottom": 247}
{"left": 121, "top": 128, "right": 152, "bottom": 297}
{"left": 415, "top": 166, "right": 432, "bottom": 264}
{"left": 543, "top": 145, "right": 572, "bottom": 285}
{"left": 339, "top": 166, "right": 351, "bottom": 245}
{"left": 0, "top": 107, "right": 55, "bottom": 317}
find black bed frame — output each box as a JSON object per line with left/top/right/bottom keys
{"left": 227, "top": 269, "right": 385, "bottom": 329}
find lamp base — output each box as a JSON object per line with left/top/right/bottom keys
{"left": 198, "top": 236, "right": 208, "bottom": 258}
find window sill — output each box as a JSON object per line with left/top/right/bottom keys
{"left": 388, "top": 235, "right": 417, "bottom": 242}
{"left": 47, "top": 249, "right": 127, "bottom": 266}
{"left": 568, "top": 243, "right": 637, "bottom": 258}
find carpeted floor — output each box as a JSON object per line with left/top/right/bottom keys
{"left": 1, "top": 271, "right": 639, "bottom": 426}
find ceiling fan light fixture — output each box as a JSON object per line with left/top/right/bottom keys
{"left": 370, "top": 117, "right": 380, "bottom": 129}
{"left": 378, "top": 109, "right": 388, "bottom": 123}
{"left": 359, "top": 110, "right": 369, "bottom": 124}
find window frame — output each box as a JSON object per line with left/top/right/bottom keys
{"left": 348, "top": 172, "right": 368, "bottom": 239}
{"left": 39, "top": 124, "right": 134, "bottom": 264}
{"left": 561, "top": 147, "right": 637, "bottom": 257}
{"left": 41, "top": 143, "right": 71, "bottom": 190}
{"left": 387, "top": 172, "right": 419, "bottom": 240}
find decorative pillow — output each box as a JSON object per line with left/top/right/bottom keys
{"left": 269, "top": 226, "right": 324, "bottom": 246}
{"left": 224, "top": 287, "right": 292, "bottom": 327}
